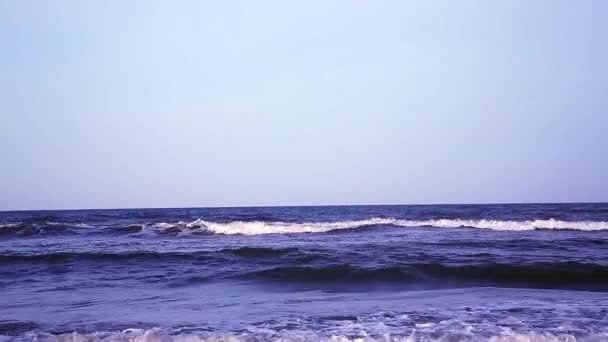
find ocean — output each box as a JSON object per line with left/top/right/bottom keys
{"left": 1, "top": 203, "right": 607, "bottom": 341}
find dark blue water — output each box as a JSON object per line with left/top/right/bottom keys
{"left": 1, "top": 204, "right": 608, "bottom": 341}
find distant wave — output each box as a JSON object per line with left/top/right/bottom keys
{"left": 0, "top": 247, "right": 300, "bottom": 264}
{"left": 3, "top": 218, "right": 608, "bottom": 237}
{"left": 0, "top": 221, "right": 92, "bottom": 236}
{"left": 0, "top": 251, "right": 200, "bottom": 263}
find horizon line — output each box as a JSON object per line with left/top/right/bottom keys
{"left": 1, "top": 200, "right": 606, "bottom": 213}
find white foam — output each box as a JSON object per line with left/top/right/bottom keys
{"left": 148, "top": 218, "right": 608, "bottom": 235}
{"left": 10, "top": 329, "right": 605, "bottom": 342}
{"left": 189, "top": 218, "right": 399, "bottom": 235}
{"left": 45, "top": 221, "right": 94, "bottom": 228}
{"left": 395, "top": 218, "right": 608, "bottom": 231}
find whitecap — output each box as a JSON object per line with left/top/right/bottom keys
{"left": 145, "top": 218, "right": 608, "bottom": 235}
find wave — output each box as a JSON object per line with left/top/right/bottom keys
{"left": 566, "top": 206, "right": 608, "bottom": 214}
{"left": 223, "top": 246, "right": 297, "bottom": 257}
{"left": 0, "top": 251, "right": 204, "bottom": 263}
{"left": 0, "top": 247, "right": 299, "bottom": 264}
{"left": 0, "top": 221, "right": 92, "bottom": 236}
{"left": 3, "top": 218, "right": 608, "bottom": 237}
{"left": 5, "top": 249, "right": 606, "bottom": 291}
{"left": 243, "top": 262, "right": 608, "bottom": 290}
{"left": 147, "top": 218, "right": 608, "bottom": 235}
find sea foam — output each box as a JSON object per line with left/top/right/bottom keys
{"left": 147, "top": 218, "right": 608, "bottom": 235}
{"left": 8, "top": 328, "right": 603, "bottom": 342}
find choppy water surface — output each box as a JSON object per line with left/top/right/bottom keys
{"left": 1, "top": 204, "right": 608, "bottom": 341}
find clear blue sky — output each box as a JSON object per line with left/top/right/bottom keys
{"left": 1, "top": 1, "right": 607, "bottom": 210}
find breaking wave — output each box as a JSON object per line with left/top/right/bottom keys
{"left": 147, "top": 218, "right": 608, "bottom": 235}
{"left": 3, "top": 218, "right": 608, "bottom": 237}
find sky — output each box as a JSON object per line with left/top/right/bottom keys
{"left": 1, "top": 1, "right": 607, "bottom": 210}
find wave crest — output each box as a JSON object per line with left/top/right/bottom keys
{"left": 147, "top": 218, "right": 608, "bottom": 235}
{"left": 3, "top": 218, "right": 608, "bottom": 237}
{"left": 243, "top": 262, "right": 608, "bottom": 290}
